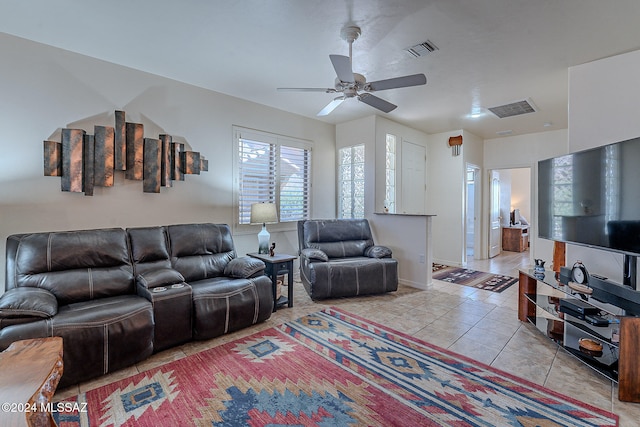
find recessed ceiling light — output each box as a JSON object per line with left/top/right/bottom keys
{"left": 543, "top": 121, "right": 553, "bottom": 127}
{"left": 496, "top": 130, "right": 513, "bottom": 136}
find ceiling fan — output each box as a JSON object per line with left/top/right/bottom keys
{"left": 277, "top": 26, "right": 427, "bottom": 116}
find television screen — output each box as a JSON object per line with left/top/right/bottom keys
{"left": 538, "top": 136, "right": 640, "bottom": 256}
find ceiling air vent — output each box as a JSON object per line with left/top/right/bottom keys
{"left": 488, "top": 99, "right": 537, "bottom": 118}
{"left": 405, "top": 40, "right": 439, "bottom": 58}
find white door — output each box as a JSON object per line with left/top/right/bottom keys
{"left": 489, "top": 170, "right": 502, "bottom": 258}
{"left": 401, "top": 140, "right": 426, "bottom": 214}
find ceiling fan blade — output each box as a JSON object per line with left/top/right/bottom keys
{"left": 277, "top": 87, "right": 337, "bottom": 93}
{"left": 329, "top": 54, "right": 354, "bottom": 83}
{"left": 317, "top": 97, "right": 345, "bottom": 116}
{"left": 365, "top": 73, "right": 427, "bottom": 91}
{"left": 358, "top": 93, "right": 397, "bottom": 113}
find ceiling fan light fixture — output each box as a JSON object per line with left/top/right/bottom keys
{"left": 317, "top": 97, "right": 344, "bottom": 116}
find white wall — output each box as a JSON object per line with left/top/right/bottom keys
{"left": 427, "top": 130, "right": 466, "bottom": 266}
{"left": 336, "top": 116, "right": 433, "bottom": 288}
{"left": 511, "top": 168, "right": 531, "bottom": 223}
{"left": 0, "top": 33, "right": 336, "bottom": 294}
{"left": 567, "top": 49, "right": 640, "bottom": 283}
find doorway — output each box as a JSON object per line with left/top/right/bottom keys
{"left": 488, "top": 167, "right": 532, "bottom": 259}
{"left": 465, "top": 164, "right": 480, "bottom": 261}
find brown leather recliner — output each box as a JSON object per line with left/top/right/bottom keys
{"left": 0, "top": 223, "right": 274, "bottom": 388}
{"left": 297, "top": 219, "right": 398, "bottom": 300}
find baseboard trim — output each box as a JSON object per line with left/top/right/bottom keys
{"left": 399, "top": 278, "right": 432, "bottom": 290}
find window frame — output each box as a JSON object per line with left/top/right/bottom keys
{"left": 233, "top": 126, "right": 313, "bottom": 234}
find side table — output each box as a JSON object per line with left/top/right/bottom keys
{"left": 0, "top": 336, "right": 64, "bottom": 427}
{"left": 248, "top": 252, "right": 296, "bottom": 312}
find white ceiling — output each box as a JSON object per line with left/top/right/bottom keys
{"left": 2, "top": 0, "right": 640, "bottom": 139}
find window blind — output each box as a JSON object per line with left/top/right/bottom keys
{"left": 279, "top": 145, "right": 311, "bottom": 222}
{"left": 236, "top": 128, "right": 312, "bottom": 225}
{"left": 238, "top": 137, "right": 276, "bottom": 225}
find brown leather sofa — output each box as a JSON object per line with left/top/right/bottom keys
{"left": 0, "top": 223, "right": 273, "bottom": 388}
{"left": 297, "top": 219, "right": 398, "bottom": 300}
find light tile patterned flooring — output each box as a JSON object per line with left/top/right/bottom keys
{"left": 55, "top": 250, "right": 640, "bottom": 426}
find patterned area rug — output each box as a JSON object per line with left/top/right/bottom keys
{"left": 54, "top": 307, "right": 618, "bottom": 426}
{"left": 432, "top": 263, "right": 518, "bottom": 292}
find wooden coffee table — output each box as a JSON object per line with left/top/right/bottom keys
{"left": 0, "top": 337, "right": 64, "bottom": 427}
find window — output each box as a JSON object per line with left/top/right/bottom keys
{"left": 235, "top": 127, "right": 311, "bottom": 225}
{"left": 338, "top": 144, "right": 365, "bottom": 219}
{"left": 384, "top": 134, "right": 396, "bottom": 213}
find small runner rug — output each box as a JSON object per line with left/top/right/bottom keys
{"left": 54, "top": 307, "right": 618, "bottom": 426}
{"left": 432, "top": 263, "right": 518, "bottom": 292}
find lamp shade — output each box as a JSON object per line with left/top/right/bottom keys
{"left": 250, "top": 203, "right": 278, "bottom": 225}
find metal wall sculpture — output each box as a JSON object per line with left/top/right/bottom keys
{"left": 43, "top": 110, "right": 208, "bottom": 195}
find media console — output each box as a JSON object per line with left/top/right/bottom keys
{"left": 518, "top": 268, "right": 640, "bottom": 402}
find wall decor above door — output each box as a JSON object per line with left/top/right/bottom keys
{"left": 43, "top": 110, "right": 208, "bottom": 195}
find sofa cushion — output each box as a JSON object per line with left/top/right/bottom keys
{"left": 0, "top": 287, "right": 58, "bottom": 318}
{"left": 189, "top": 275, "right": 273, "bottom": 340}
{"left": 224, "top": 257, "right": 265, "bottom": 279}
{"left": 53, "top": 295, "right": 154, "bottom": 387}
{"left": 302, "top": 219, "right": 374, "bottom": 258}
{"left": 11, "top": 229, "right": 134, "bottom": 304}
{"left": 301, "top": 248, "right": 329, "bottom": 262}
{"left": 168, "top": 224, "right": 236, "bottom": 282}
{"left": 127, "top": 226, "right": 172, "bottom": 276}
{"left": 365, "top": 245, "right": 393, "bottom": 258}
{"left": 137, "top": 268, "right": 185, "bottom": 289}
{"left": 303, "top": 257, "right": 398, "bottom": 300}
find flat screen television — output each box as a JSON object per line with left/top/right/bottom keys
{"left": 538, "top": 136, "right": 640, "bottom": 287}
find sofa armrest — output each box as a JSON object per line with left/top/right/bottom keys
{"left": 301, "top": 248, "right": 329, "bottom": 262}
{"left": 137, "top": 268, "right": 185, "bottom": 289}
{"left": 0, "top": 287, "right": 58, "bottom": 327}
{"left": 364, "top": 245, "right": 393, "bottom": 258}
{"left": 224, "top": 257, "right": 265, "bottom": 279}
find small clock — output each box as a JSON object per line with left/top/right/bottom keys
{"left": 571, "top": 261, "right": 589, "bottom": 284}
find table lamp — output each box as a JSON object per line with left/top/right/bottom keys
{"left": 250, "top": 202, "right": 278, "bottom": 254}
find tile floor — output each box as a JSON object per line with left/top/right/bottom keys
{"left": 55, "top": 250, "right": 640, "bottom": 426}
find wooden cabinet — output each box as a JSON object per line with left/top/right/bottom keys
{"left": 502, "top": 226, "right": 528, "bottom": 252}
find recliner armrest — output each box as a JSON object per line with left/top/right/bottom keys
{"left": 137, "top": 268, "right": 185, "bottom": 289}
{"left": 301, "top": 248, "right": 329, "bottom": 262}
{"left": 224, "top": 257, "right": 265, "bottom": 278}
{"left": 0, "top": 287, "right": 58, "bottom": 328}
{"left": 364, "top": 245, "right": 393, "bottom": 258}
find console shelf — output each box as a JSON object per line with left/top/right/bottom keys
{"left": 518, "top": 269, "right": 640, "bottom": 402}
